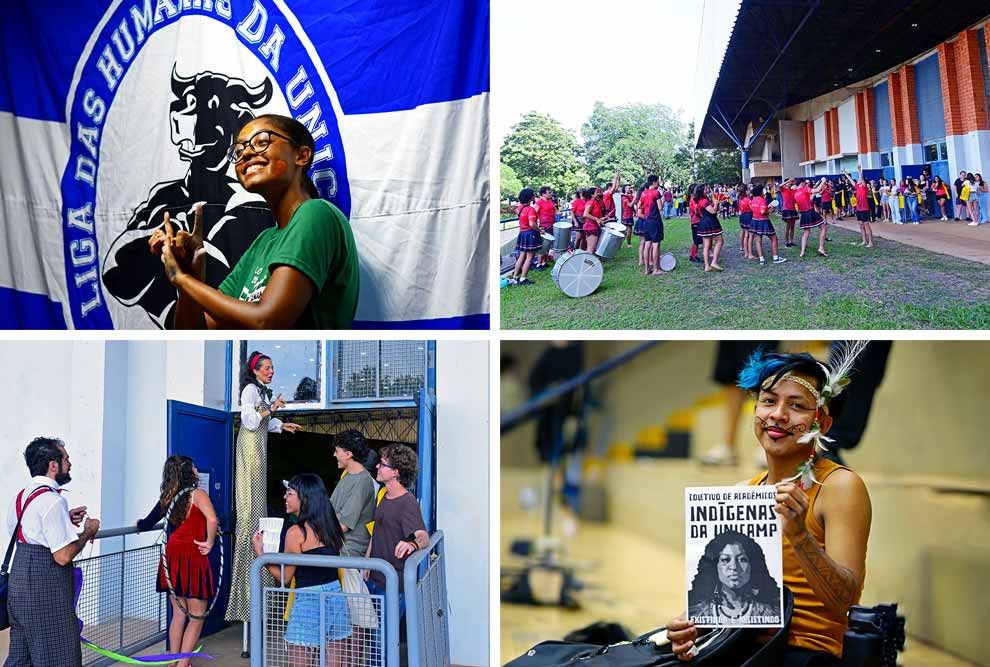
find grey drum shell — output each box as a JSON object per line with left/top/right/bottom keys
{"left": 552, "top": 250, "right": 604, "bottom": 298}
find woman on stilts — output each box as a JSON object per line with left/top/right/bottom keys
{"left": 225, "top": 351, "right": 301, "bottom": 648}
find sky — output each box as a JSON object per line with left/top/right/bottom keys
{"left": 492, "top": 0, "right": 725, "bottom": 145}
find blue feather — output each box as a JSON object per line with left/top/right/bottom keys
{"left": 736, "top": 349, "right": 785, "bottom": 390}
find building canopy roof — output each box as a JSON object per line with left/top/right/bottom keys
{"left": 696, "top": 0, "right": 988, "bottom": 149}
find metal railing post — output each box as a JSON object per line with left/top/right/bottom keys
{"left": 250, "top": 554, "right": 401, "bottom": 667}
{"left": 404, "top": 531, "right": 449, "bottom": 667}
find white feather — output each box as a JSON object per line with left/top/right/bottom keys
{"left": 827, "top": 340, "right": 869, "bottom": 397}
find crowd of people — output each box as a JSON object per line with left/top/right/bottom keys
{"left": 505, "top": 165, "right": 989, "bottom": 287}
{"left": 3, "top": 357, "right": 430, "bottom": 667}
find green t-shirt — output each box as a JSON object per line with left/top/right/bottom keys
{"left": 219, "top": 199, "right": 359, "bottom": 329}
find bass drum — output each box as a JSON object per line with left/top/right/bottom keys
{"left": 552, "top": 250, "right": 604, "bottom": 298}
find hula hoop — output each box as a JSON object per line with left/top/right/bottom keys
{"left": 158, "top": 485, "right": 225, "bottom": 620}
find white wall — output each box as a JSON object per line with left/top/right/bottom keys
{"left": 814, "top": 114, "right": 827, "bottom": 158}
{"left": 779, "top": 119, "right": 804, "bottom": 178}
{"left": 436, "top": 340, "right": 490, "bottom": 667}
{"left": 0, "top": 342, "right": 107, "bottom": 546}
{"left": 838, "top": 98, "right": 858, "bottom": 155}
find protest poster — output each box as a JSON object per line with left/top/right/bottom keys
{"left": 685, "top": 485, "right": 783, "bottom": 628}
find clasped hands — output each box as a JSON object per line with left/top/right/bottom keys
{"left": 148, "top": 202, "right": 207, "bottom": 284}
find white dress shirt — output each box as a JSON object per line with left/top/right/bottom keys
{"left": 240, "top": 384, "right": 283, "bottom": 433}
{"left": 5, "top": 476, "right": 80, "bottom": 554}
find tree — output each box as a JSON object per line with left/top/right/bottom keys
{"left": 501, "top": 163, "right": 523, "bottom": 204}
{"left": 500, "top": 112, "right": 589, "bottom": 197}
{"left": 581, "top": 102, "right": 694, "bottom": 188}
{"left": 693, "top": 147, "right": 742, "bottom": 184}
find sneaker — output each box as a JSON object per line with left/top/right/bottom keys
{"left": 518, "top": 278, "right": 535, "bottom": 286}
{"left": 773, "top": 256, "right": 787, "bottom": 264}
{"left": 506, "top": 277, "right": 519, "bottom": 286}
{"left": 699, "top": 444, "right": 738, "bottom": 467}
{"left": 968, "top": 222, "right": 979, "bottom": 226}
{"left": 941, "top": 216, "right": 948, "bottom": 221}
{"left": 759, "top": 257, "right": 766, "bottom": 265}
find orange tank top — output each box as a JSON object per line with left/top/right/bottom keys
{"left": 747, "top": 458, "right": 858, "bottom": 658}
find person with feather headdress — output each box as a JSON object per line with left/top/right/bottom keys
{"left": 667, "top": 342, "right": 873, "bottom": 666}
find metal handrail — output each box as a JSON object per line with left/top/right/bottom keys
{"left": 91, "top": 521, "right": 164, "bottom": 541}
{"left": 500, "top": 342, "right": 661, "bottom": 433}
{"left": 249, "top": 553, "right": 402, "bottom": 667}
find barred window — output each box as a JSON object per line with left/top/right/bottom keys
{"left": 333, "top": 341, "right": 427, "bottom": 401}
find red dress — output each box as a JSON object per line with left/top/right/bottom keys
{"left": 156, "top": 503, "right": 216, "bottom": 600}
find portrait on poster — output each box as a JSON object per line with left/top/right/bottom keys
{"left": 685, "top": 486, "right": 784, "bottom": 628}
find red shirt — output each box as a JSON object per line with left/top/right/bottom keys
{"left": 751, "top": 196, "right": 769, "bottom": 219}
{"left": 535, "top": 198, "right": 555, "bottom": 227}
{"left": 571, "top": 198, "right": 586, "bottom": 224}
{"left": 689, "top": 199, "right": 700, "bottom": 224}
{"left": 621, "top": 194, "right": 635, "bottom": 219}
{"left": 517, "top": 204, "right": 538, "bottom": 231}
{"left": 663, "top": 190, "right": 673, "bottom": 202}
{"left": 602, "top": 192, "right": 616, "bottom": 217}
{"left": 854, "top": 183, "right": 869, "bottom": 211}
{"left": 697, "top": 197, "right": 713, "bottom": 215}
{"left": 821, "top": 185, "right": 832, "bottom": 203}
{"left": 794, "top": 186, "right": 813, "bottom": 212}
{"left": 639, "top": 188, "right": 662, "bottom": 220}
{"left": 738, "top": 196, "right": 751, "bottom": 214}
{"left": 583, "top": 199, "right": 604, "bottom": 232}
{"left": 781, "top": 186, "right": 797, "bottom": 210}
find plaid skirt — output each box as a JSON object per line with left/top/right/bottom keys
{"left": 799, "top": 209, "right": 824, "bottom": 229}
{"left": 5, "top": 543, "right": 83, "bottom": 667}
{"left": 697, "top": 213, "right": 723, "bottom": 238}
{"left": 739, "top": 211, "right": 753, "bottom": 231}
{"left": 750, "top": 218, "right": 776, "bottom": 236}
{"left": 515, "top": 229, "right": 542, "bottom": 252}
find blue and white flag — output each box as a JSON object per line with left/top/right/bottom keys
{"left": 0, "top": 0, "right": 490, "bottom": 329}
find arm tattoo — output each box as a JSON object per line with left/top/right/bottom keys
{"left": 790, "top": 532, "right": 860, "bottom": 615}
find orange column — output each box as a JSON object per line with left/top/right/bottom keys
{"left": 937, "top": 42, "right": 963, "bottom": 137}
{"left": 887, "top": 70, "right": 903, "bottom": 147}
{"left": 855, "top": 92, "right": 867, "bottom": 154}
{"left": 897, "top": 65, "right": 921, "bottom": 146}
{"left": 954, "top": 29, "right": 989, "bottom": 133}
{"left": 863, "top": 87, "right": 878, "bottom": 153}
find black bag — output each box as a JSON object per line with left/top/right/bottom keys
{"left": 841, "top": 603, "right": 905, "bottom": 667}
{"left": 0, "top": 486, "right": 53, "bottom": 630}
{"left": 505, "top": 588, "right": 794, "bottom": 667}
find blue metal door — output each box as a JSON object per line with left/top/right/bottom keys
{"left": 902, "top": 164, "right": 924, "bottom": 180}
{"left": 930, "top": 160, "right": 949, "bottom": 186}
{"left": 167, "top": 400, "right": 234, "bottom": 638}
{"left": 882, "top": 166, "right": 895, "bottom": 180}
{"left": 415, "top": 387, "right": 436, "bottom": 532}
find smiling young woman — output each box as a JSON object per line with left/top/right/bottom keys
{"left": 149, "top": 114, "right": 360, "bottom": 329}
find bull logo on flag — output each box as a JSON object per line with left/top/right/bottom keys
{"left": 60, "top": 0, "right": 350, "bottom": 329}
{"left": 101, "top": 66, "right": 277, "bottom": 328}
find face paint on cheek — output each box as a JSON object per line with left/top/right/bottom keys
{"left": 270, "top": 159, "right": 289, "bottom": 180}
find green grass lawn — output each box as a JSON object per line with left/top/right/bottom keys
{"left": 500, "top": 215, "right": 990, "bottom": 330}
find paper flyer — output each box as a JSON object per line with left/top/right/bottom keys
{"left": 685, "top": 486, "right": 784, "bottom": 628}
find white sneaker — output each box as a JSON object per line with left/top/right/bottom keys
{"left": 941, "top": 217, "right": 948, "bottom": 221}
{"left": 773, "top": 256, "right": 787, "bottom": 264}
{"left": 968, "top": 222, "right": 978, "bottom": 226}
{"left": 699, "top": 444, "right": 738, "bottom": 466}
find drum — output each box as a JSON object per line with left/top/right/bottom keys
{"left": 605, "top": 221, "right": 626, "bottom": 236}
{"left": 552, "top": 221, "right": 572, "bottom": 252}
{"left": 659, "top": 253, "right": 676, "bottom": 272}
{"left": 594, "top": 227, "right": 624, "bottom": 260}
{"left": 552, "top": 250, "right": 604, "bottom": 298}
{"left": 540, "top": 233, "right": 554, "bottom": 255}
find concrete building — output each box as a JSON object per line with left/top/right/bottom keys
{"left": 696, "top": 1, "right": 990, "bottom": 192}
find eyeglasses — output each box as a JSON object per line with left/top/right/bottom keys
{"left": 377, "top": 461, "right": 397, "bottom": 470}
{"left": 227, "top": 129, "right": 297, "bottom": 164}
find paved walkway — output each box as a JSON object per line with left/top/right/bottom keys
{"left": 827, "top": 216, "right": 990, "bottom": 264}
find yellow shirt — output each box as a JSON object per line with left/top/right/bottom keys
{"left": 748, "top": 458, "right": 859, "bottom": 658}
